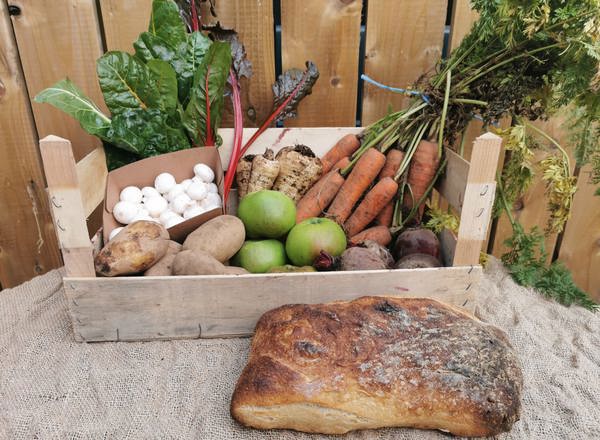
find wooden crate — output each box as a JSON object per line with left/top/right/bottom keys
{"left": 39, "top": 128, "right": 502, "bottom": 342}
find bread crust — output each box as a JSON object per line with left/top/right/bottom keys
{"left": 231, "top": 296, "right": 522, "bottom": 436}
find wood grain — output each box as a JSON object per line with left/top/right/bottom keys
{"left": 281, "top": 0, "right": 362, "bottom": 127}
{"left": 200, "top": 0, "right": 275, "bottom": 127}
{"left": 361, "top": 0, "right": 447, "bottom": 124}
{"left": 64, "top": 265, "right": 481, "bottom": 341}
{"left": 448, "top": 0, "right": 479, "bottom": 52}
{"left": 557, "top": 165, "right": 600, "bottom": 301}
{"left": 0, "top": 3, "right": 61, "bottom": 287}
{"left": 10, "top": 0, "right": 105, "bottom": 161}
{"left": 75, "top": 146, "right": 108, "bottom": 218}
{"left": 98, "top": 0, "right": 152, "bottom": 52}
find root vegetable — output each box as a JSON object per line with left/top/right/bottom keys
{"left": 295, "top": 157, "right": 350, "bottom": 223}
{"left": 375, "top": 149, "right": 405, "bottom": 227}
{"left": 402, "top": 140, "right": 440, "bottom": 220}
{"left": 340, "top": 247, "right": 387, "bottom": 271}
{"left": 320, "top": 134, "right": 361, "bottom": 174}
{"left": 95, "top": 220, "right": 169, "bottom": 276}
{"left": 344, "top": 177, "right": 398, "bottom": 237}
{"left": 248, "top": 149, "right": 280, "bottom": 194}
{"left": 360, "top": 240, "right": 394, "bottom": 268}
{"left": 394, "top": 253, "right": 441, "bottom": 269}
{"left": 182, "top": 215, "right": 245, "bottom": 262}
{"left": 144, "top": 241, "right": 182, "bottom": 276}
{"left": 349, "top": 225, "right": 392, "bottom": 247}
{"left": 172, "top": 249, "right": 248, "bottom": 275}
{"left": 273, "top": 145, "right": 323, "bottom": 203}
{"left": 327, "top": 148, "right": 386, "bottom": 224}
{"left": 393, "top": 227, "right": 440, "bottom": 260}
{"left": 375, "top": 204, "right": 395, "bottom": 227}
{"left": 235, "top": 155, "right": 255, "bottom": 199}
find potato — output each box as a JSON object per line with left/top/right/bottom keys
{"left": 144, "top": 241, "right": 182, "bottom": 276}
{"left": 95, "top": 221, "right": 169, "bottom": 276}
{"left": 182, "top": 215, "right": 245, "bottom": 262}
{"left": 172, "top": 249, "right": 250, "bottom": 276}
{"left": 340, "top": 247, "right": 388, "bottom": 271}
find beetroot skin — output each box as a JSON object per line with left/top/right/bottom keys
{"left": 393, "top": 228, "right": 440, "bottom": 260}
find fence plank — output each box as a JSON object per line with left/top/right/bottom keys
{"left": 0, "top": 3, "right": 62, "bottom": 287}
{"left": 449, "top": 0, "right": 478, "bottom": 51}
{"left": 200, "top": 0, "right": 275, "bottom": 127}
{"left": 362, "top": 0, "right": 447, "bottom": 125}
{"left": 558, "top": 166, "right": 600, "bottom": 302}
{"left": 281, "top": 0, "right": 362, "bottom": 127}
{"left": 98, "top": 0, "right": 152, "bottom": 52}
{"left": 10, "top": 0, "right": 105, "bottom": 161}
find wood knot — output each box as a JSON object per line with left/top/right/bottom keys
{"left": 513, "top": 199, "right": 524, "bottom": 211}
{"left": 330, "top": 76, "right": 341, "bottom": 87}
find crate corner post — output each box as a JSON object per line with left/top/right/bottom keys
{"left": 39, "top": 135, "right": 95, "bottom": 278}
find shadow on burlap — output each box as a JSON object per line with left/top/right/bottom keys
{"left": 0, "top": 258, "right": 599, "bottom": 439}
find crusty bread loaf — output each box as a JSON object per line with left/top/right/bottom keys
{"left": 231, "top": 296, "right": 522, "bottom": 437}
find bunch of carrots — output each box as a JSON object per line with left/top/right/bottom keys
{"left": 296, "top": 133, "right": 441, "bottom": 245}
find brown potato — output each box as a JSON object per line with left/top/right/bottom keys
{"left": 95, "top": 221, "right": 169, "bottom": 276}
{"left": 183, "top": 215, "right": 245, "bottom": 263}
{"left": 144, "top": 241, "right": 182, "bottom": 276}
{"left": 172, "top": 249, "right": 249, "bottom": 275}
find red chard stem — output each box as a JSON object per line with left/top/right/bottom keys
{"left": 223, "top": 69, "right": 243, "bottom": 207}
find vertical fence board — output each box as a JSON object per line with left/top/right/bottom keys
{"left": 281, "top": 0, "right": 362, "bottom": 127}
{"left": 0, "top": 3, "right": 61, "bottom": 287}
{"left": 448, "top": 0, "right": 478, "bottom": 51}
{"left": 99, "top": 0, "right": 152, "bottom": 52}
{"left": 200, "top": 0, "right": 275, "bottom": 127}
{"left": 361, "top": 0, "right": 447, "bottom": 125}
{"left": 558, "top": 166, "right": 600, "bottom": 301}
{"left": 10, "top": 0, "right": 105, "bottom": 161}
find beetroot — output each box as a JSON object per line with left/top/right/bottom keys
{"left": 393, "top": 228, "right": 440, "bottom": 260}
{"left": 394, "top": 253, "right": 442, "bottom": 269}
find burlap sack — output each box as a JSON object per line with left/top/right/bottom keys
{"left": 1, "top": 258, "right": 599, "bottom": 439}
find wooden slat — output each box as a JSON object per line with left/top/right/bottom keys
{"left": 448, "top": 0, "right": 479, "bottom": 52}
{"left": 98, "top": 0, "right": 152, "bottom": 52}
{"left": 435, "top": 148, "right": 470, "bottom": 212}
{"left": 10, "top": 0, "right": 105, "bottom": 161}
{"left": 200, "top": 0, "right": 276, "bottom": 127}
{"left": 361, "top": 0, "right": 447, "bottom": 125}
{"left": 64, "top": 265, "right": 481, "bottom": 341}
{"left": 558, "top": 165, "right": 600, "bottom": 301}
{"left": 280, "top": 0, "right": 362, "bottom": 127}
{"left": 454, "top": 133, "right": 502, "bottom": 266}
{"left": 76, "top": 146, "right": 108, "bottom": 218}
{"left": 0, "top": 3, "right": 62, "bottom": 288}
{"left": 39, "top": 136, "right": 95, "bottom": 278}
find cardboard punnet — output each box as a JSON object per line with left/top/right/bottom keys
{"left": 102, "top": 147, "right": 224, "bottom": 243}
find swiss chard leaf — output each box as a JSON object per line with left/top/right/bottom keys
{"left": 97, "top": 52, "right": 162, "bottom": 115}
{"left": 146, "top": 59, "right": 178, "bottom": 114}
{"left": 34, "top": 79, "right": 111, "bottom": 139}
{"left": 148, "top": 0, "right": 188, "bottom": 49}
{"left": 108, "top": 108, "right": 190, "bottom": 156}
{"left": 205, "top": 22, "right": 252, "bottom": 78}
{"left": 183, "top": 41, "right": 232, "bottom": 145}
{"left": 134, "top": 30, "right": 211, "bottom": 105}
{"left": 174, "top": 0, "right": 216, "bottom": 31}
{"left": 272, "top": 61, "right": 319, "bottom": 122}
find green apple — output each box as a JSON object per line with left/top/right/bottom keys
{"left": 231, "top": 239, "right": 287, "bottom": 273}
{"left": 285, "top": 217, "right": 347, "bottom": 267}
{"left": 237, "top": 190, "right": 296, "bottom": 238}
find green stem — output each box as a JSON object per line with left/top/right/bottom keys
{"left": 437, "top": 70, "right": 452, "bottom": 157}
{"left": 451, "top": 98, "right": 488, "bottom": 106}
{"left": 524, "top": 121, "right": 572, "bottom": 172}
{"left": 496, "top": 171, "right": 517, "bottom": 229}
{"left": 394, "top": 121, "right": 430, "bottom": 179}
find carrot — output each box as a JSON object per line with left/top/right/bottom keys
{"left": 320, "top": 134, "right": 361, "bottom": 174}
{"left": 295, "top": 157, "right": 350, "bottom": 223}
{"left": 349, "top": 225, "right": 392, "bottom": 247}
{"left": 328, "top": 148, "right": 387, "bottom": 224}
{"left": 402, "top": 140, "right": 440, "bottom": 220}
{"left": 374, "top": 149, "right": 404, "bottom": 227}
{"left": 344, "top": 177, "right": 398, "bottom": 236}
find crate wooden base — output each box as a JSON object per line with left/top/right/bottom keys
{"left": 40, "top": 127, "right": 502, "bottom": 343}
{"left": 64, "top": 265, "right": 481, "bottom": 342}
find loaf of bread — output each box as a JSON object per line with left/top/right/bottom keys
{"left": 231, "top": 296, "right": 522, "bottom": 437}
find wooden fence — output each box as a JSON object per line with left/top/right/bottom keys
{"left": 0, "top": 0, "right": 598, "bottom": 300}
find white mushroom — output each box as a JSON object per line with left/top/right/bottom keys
{"left": 186, "top": 181, "right": 208, "bottom": 201}
{"left": 183, "top": 204, "right": 206, "bottom": 219}
{"left": 193, "top": 163, "right": 215, "bottom": 183}
{"left": 164, "top": 215, "right": 185, "bottom": 229}
{"left": 205, "top": 192, "right": 222, "bottom": 207}
{"left": 159, "top": 209, "right": 178, "bottom": 225}
{"left": 171, "top": 193, "right": 193, "bottom": 214}
{"left": 119, "top": 186, "right": 143, "bottom": 204}
{"left": 113, "top": 201, "right": 139, "bottom": 225}
{"left": 206, "top": 183, "right": 219, "bottom": 194}
{"left": 165, "top": 184, "right": 185, "bottom": 202}
{"left": 143, "top": 196, "right": 168, "bottom": 217}
{"left": 180, "top": 179, "right": 193, "bottom": 191}
{"left": 108, "top": 227, "right": 124, "bottom": 241}
{"left": 154, "top": 172, "right": 176, "bottom": 194}
{"left": 141, "top": 186, "right": 161, "bottom": 199}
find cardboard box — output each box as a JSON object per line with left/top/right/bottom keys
{"left": 102, "top": 147, "right": 224, "bottom": 243}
